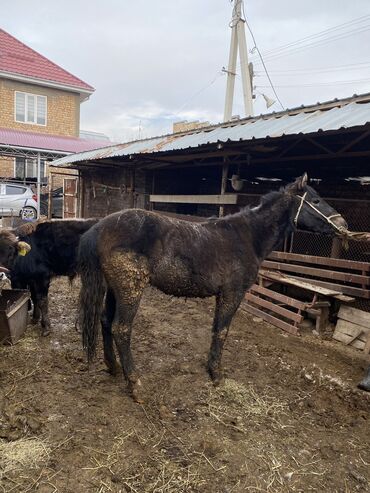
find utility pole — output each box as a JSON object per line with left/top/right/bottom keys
{"left": 224, "top": 0, "right": 253, "bottom": 122}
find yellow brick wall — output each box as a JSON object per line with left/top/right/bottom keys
{"left": 0, "top": 156, "right": 15, "bottom": 177}
{"left": 0, "top": 78, "right": 80, "bottom": 137}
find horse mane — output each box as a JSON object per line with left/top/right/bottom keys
{"left": 206, "top": 189, "right": 286, "bottom": 226}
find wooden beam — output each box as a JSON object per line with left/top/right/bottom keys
{"left": 241, "top": 303, "right": 300, "bottom": 335}
{"left": 245, "top": 293, "right": 304, "bottom": 323}
{"left": 149, "top": 193, "right": 239, "bottom": 205}
{"left": 304, "top": 136, "right": 335, "bottom": 155}
{"left": 268, "top": 251, "right": 370, "bottom": 271}
{"left": 339, "top": 130, "right": 370, "bottom": 153}
{"left": 262, "top": 260, "right": 370, "bottom": 285}
{"left": 250, "top": 284, "right": 307, "bottom": 310}
{"left": 219, "top": 158, "right": 229, "bottom": 217}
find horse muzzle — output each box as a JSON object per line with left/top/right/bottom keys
{"left": 331, "top": 215, "right": 348, "bottom": 231}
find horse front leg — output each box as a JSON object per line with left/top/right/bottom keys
{"left": 208, "top": 290, "right": 245, "bottom": 385}
{"left": 101, "top": 288, "right": 119, "bottom": 376}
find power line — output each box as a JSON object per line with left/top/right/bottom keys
{"left": 251, "top": 17, "right": 370, "bottom": 65}
{"left": 259, "top": 26, "right": 370, "bottom": 62}
{"left": 254, "top": 60, "right": 370, "bottom": 76}
{"left": 174, "top": 71, "right": 225, "bottom": 115}
{"left": 257, "top": 76, "right": 370, "bottom": 88}
{"left": 259, "top": 14, "right": 370, "bottom": 58}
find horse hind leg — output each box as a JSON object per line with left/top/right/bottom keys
{"left": 102, "top": 251, "right": 149, "bottom": 402}
{"left": 101, "top": 288, "right": 119, "bottom": 376}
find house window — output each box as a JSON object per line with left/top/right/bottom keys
{"left": 14, "top": 157, "right": 46, "bottom": 181}
{"left": 15, "top": 92, "right": 47, "bottom": 125}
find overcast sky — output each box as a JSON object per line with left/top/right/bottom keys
{"left": 2, "top": 0, "right": 370, "bottom": 142}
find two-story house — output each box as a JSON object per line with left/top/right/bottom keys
{"left": 0, "top": 28, "right": 108, "bottom": 216}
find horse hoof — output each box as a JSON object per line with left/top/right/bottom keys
{"left": 357, "top": 381, "right": 370, "bottom": 392}
{"left": 128, "top": 378, "right": 143, "bottom": 403}
{"left": 107, "top": 365, "right": 119, "bottom": 377}
{"left": 41, "top": 329, "right": 51, "bottom": 337}
{"left": 212, "top": 375, "right": 225, "bottom": 387}
{"left": 31, "top": 318, "right": 40, "bottom": 325}
{"left": 208, "top": 366, "right": 224, "bottom": 386}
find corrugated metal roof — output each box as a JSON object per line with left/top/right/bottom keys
{"left": 51, "top": 94, "right": 370, "bottom": 168}
{"left": 0, "top": 127, "right": 111, "bottom": 154}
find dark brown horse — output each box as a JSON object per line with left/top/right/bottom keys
{"left": 78, "top": 174, "right": 348, "bottom": 401}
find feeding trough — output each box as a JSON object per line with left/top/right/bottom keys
{"left": 0, "top": 289, "right": 30, "bottom": 344}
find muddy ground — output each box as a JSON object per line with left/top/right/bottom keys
{"left": 0, "top": 279, "right": 369, "bottom": 493}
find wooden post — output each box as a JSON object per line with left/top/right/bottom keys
{"left": 330, "top": 237, "right": 342, "bottom": 259}
{"left": 219, "top": 159, "right": 229, "bottom": 217}
{"left": 47, "top": 173, "right": 53, "bottom": 219}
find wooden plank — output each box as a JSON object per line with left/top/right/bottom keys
{"left": 363, "top": 334, "right": 370, "bottom": 354}
{"left": 245, "top": 293, "right": 303, "bottom": 323}
{"left": 288, "top": 276, "right": 370, "bottom": 299}
{"left": 335, "top": 320, "right": 370, "bottom": 341}
{"left": 260, "top": 270, "right": 348, "bottom": 298}
{"left": 333, "top": 330, "right": 365, "bottom": 350}
{"left": 149, "top": 194, "right": 239, "bottom": 205}
{"left": 268, "top": 251, "right": 370, "bottom": 272}
{"left": 262, "top": 260, "right": 370, "bottom": 286}
{"left": 338, "top": 305, "right": 370, "bottom": 328}
{"left": 241, "top": 302, "right": 300, "bottom": 335}
{"left": 332, "top": 319, "right": 370, "bottom": 350}
{"left": 250, "top": 284, "right": 307, "bottom": 310}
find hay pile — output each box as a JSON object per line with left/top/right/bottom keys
{"left": 0, "top": 437, "right": 50, "bottom": 478}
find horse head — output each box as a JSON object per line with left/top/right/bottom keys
{"left": 0, "top": 230, "right": 31, "bottom": 273}
{"left": 286, "top": 173, "right": 348, "bottom": 234}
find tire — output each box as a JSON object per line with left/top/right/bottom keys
{"left": 21, "top": 207, "right": 37, "bottom": 220}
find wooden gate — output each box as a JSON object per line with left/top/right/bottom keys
{"left": 63, "top": 178, "right": 78, "bottom": 218}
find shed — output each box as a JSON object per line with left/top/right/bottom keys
{"left": 51, "top": 93, "right": 370, "bottom": 317}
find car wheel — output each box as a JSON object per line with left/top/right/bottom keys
{"left": 21, "top": 207, "right": 37, "bottom": 220}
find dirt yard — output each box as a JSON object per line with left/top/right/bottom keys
{"left": 0, "top": 279, "right": 369, "bottom": 493}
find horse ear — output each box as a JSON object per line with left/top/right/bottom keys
{"left": 299, "top": 172, "right": 308, "bottom": 189}
{"left": 287, "top": 173, "right": 308, "bottom": 193}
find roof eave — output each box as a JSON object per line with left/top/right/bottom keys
{"left": 0, "top": 70, "right": 94, "bottom": 100}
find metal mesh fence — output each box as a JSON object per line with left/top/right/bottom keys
{"left": 287, "top": 198, "right": 370, "bottom": 312}
{"left": 237, "top": 194, "right": 370, "bottom": 312}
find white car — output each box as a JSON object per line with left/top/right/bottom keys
{"left": 0, "top": 183, "right": 38, "bottom": 220}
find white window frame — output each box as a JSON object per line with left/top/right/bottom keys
{"left": 14, "top": 91, "right": 47, "bottom": 126}
{"left": 13, "top": 157, "right": 46, "bottom": 180}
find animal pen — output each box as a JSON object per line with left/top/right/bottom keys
{"left": 52, "top": 93, "right": 370, "bottom": 350}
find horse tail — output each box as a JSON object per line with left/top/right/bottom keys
{"left": 78, "top": 226, "right": 105, "bottom": 362}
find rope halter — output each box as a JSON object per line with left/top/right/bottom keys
{"left": 293, "top": 192, "right": 347, "bottom": 234}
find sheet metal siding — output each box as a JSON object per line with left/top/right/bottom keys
{"left": 51, "top": 102, "right": 370, "bottom": 168}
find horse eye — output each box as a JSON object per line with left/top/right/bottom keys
{"left": 312, "top": 198, "right": 320, "bottom": 205}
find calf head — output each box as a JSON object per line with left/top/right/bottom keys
{"left": 0, "top": 230, "right": 31, "bottom": 273}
